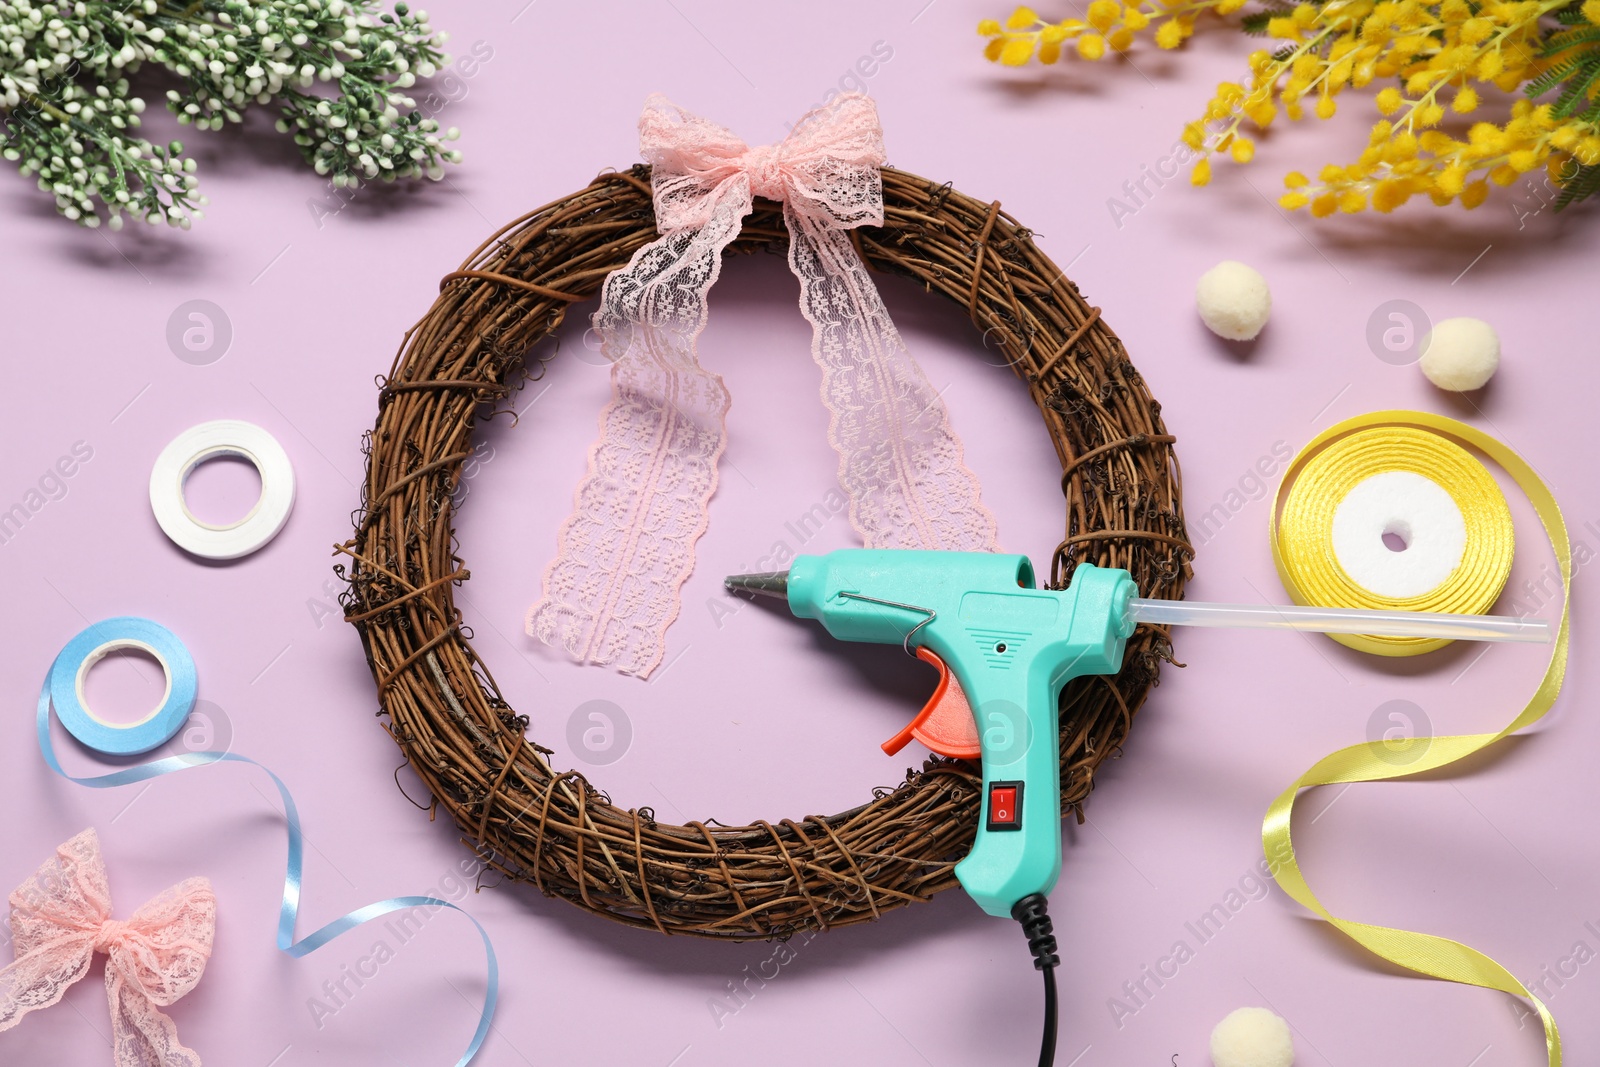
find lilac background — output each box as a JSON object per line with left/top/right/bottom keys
{"left": 1, "top": 1, "right": 1596, "bottom": 1064}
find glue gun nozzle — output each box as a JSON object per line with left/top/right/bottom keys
{"left": 724, "top": 571, "right": 790, "bottom": 601}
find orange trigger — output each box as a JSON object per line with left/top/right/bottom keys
{"left": 880, "top": 647, "right": 982, "bottom": 761}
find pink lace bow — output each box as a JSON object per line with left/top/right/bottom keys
{"left": 0, "top": 829, "right": 214, "bottom": 1066}
{"left": 528, "top": 92, "right": 999, "bottom": 678}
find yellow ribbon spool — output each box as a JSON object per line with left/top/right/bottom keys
{"left": 1274, "top": 425, "right": 1516, "bottom": 655}
{"left": 1264, "top": 410, "right": 1570, "bottom": 1066}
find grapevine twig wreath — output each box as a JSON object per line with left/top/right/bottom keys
{"left": 338, "top": 165, "right": 1193, "bottom": 941}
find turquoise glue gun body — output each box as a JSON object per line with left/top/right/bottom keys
{"left": 727, "top": 547, "right": 1550, "bottom": 1065}
{"left": 734, "top": 548, "right": 1138, "bottom": 918}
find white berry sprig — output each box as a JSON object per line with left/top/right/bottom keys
{"left": 0, "top": 0, "right": 459, "bottom": 229}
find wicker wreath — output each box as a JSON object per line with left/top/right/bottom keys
{"left": 339, "top": 165, "right": 1193, "bottom": 941}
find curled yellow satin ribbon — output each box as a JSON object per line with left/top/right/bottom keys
{"left": 1265, "top": 410, "right": 1569, "bottom": 1065}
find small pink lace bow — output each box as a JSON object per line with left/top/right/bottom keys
{"left": 0, "top": 829, "right": 215, "bottom": 1066}
{"left": 528, "top": 92, "right": 999, "bottom": 678}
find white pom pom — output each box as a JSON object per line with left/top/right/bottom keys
{"left": 1196, "top": 260, "right": 1272, "bottom": 341}
{"left": 1210, "top": 1006, "right": 1294, "bottom": 1067}
{"left": 1419, "top": 316, "right": 1499, "bottom": 392}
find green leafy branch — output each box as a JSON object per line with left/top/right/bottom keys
{"left": 0, "top": 0, "right": 460, "bottom": 229}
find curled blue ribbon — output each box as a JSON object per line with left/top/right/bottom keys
{"left": 35, "top": 640, "right": 500, "bottom": 1066}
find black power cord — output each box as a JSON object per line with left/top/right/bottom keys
{"left": 1012, "top": 893, "right": 1060, "bottom": 1067}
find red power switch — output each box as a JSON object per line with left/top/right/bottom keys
{"left": 986, "top": 781, "right": 1023, "bottom": 832}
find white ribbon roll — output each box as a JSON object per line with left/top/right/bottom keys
{"left": 149, "top": 419, "right": 295, "bottom": 560}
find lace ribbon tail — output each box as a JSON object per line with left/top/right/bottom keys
{"left": 107, "top": 964, "right": 202, "bottom": 1067}
{"left": 527, "top": 185, "right": 750, "bottom": 678}
{"left": 0, "top": 940, "right": 93, "bottom": 1031}
{"left": 785, "top": 207, "right": 999, "bottom": 553}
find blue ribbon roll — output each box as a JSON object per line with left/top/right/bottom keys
{"left": 50, "top": 617, "right": 197, "bottom": 755}
{"left": 37, "top": 619, "right": 499, "bottom": 1066}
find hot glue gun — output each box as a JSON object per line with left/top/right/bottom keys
{"left": 726, "top": 548, "right": 1548, "bottom": 1065}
